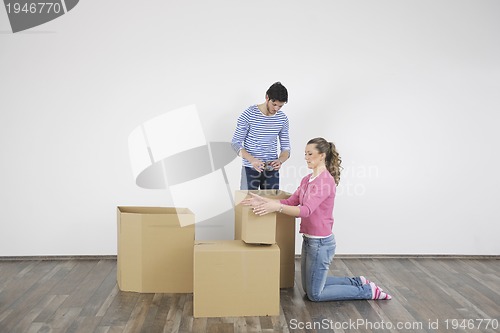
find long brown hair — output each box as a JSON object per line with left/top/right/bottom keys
{"left": 307, "top": 137, "right": 342, "bottom": 185}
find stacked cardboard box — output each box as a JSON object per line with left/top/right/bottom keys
{"left": 234, "top": 190, "right": 296, "bottom": 289}
{"left": 116, "top": 206, "right": 194, "bottom": 293}
{"left": 117, "top": 189, "right": 297, "bottom": 318}
{"left": 193, "top": 240, "right": 280, "bottom": 317}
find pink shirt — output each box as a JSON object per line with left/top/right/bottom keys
{"left": 280, "top": 170, "right": 336, "bottom": 237}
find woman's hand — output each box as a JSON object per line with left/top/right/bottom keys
{"left": 242, "top": 193, "right": 280, "bottom": 216}
{"left": 241, "top": 192, "right": 265, "bottom": 207}
{"left": 252, "top": 201, "right": 281, "bottom": 216}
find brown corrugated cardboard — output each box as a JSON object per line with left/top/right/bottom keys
{"left": 193, "top": 240, "right": 280, "bottom": 318}
{"left": 239, "top": 205, "right": 276, "bottom": 244}
{"left": 275, "top": 209, "right": 296, "bottom": 289}
{"left": 117, "top": 206, "right": 194, "bottom": 293}
{"left": 234, "top": 190, "right": 296, "bottom": 288}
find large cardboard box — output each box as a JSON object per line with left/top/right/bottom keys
{"left": 235, "top": 190, "right": 296, "bottom": 288}
{"left": 193, "top": 240, "right": 280, "bottom": 318}
{"left": 117, "top": 206, "right": 194, "bottom": 293}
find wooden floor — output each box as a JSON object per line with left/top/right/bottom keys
{"left": 0, "top": 257, "right": 499, "bottom": 333}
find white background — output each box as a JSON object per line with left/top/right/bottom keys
{"left": 1, "top": 0, "right": 499, "bottom": 256}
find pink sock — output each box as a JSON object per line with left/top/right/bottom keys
{"left": 361, "top": 276, "right": 383, "bottom": 291}
{"left": 370, "top": 282, "right": 392, "bottom": 300}
{"left": 359, "top": 276, "right": 371, "bottom": 285}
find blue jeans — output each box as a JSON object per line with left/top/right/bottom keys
{"left": 240, "top": 166, "right": 280, "bottom": 190}
{"left": 301, "top": 234, "right": 372, "bottom": 301}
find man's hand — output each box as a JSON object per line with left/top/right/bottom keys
{"left": 269, "top": 159, "right": 283, "bottom": 170}
{"left": 250, "top": 158, "right": 265, "bottom": 172}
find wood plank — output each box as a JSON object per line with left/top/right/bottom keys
{"left": 0, "top": 260, "right": 34, "bottom": 290}
{"left": 1, "top": 261, "right": 75, "bottom": 331}
{"left": 147, "top": 294, "right": 175, "bottom": 333}
{"left": 136, "top": 293, "right": 162, "bottom": 333}
{"left": 1, "top": 257, "right": 499, "bottom": 333}
{"left": 10, "top": 294, "right": 59, "bottom": 333}
{"left": 48, "top": 260, "right": 96, "bottom": 295}
{"left": 61, "top": 259, "right": 114, "bottom": 309}
{"left": 122, "top": 293, "right": 154, "bottom": 333}
{"left": 0, "top": 261, "right": 59, "bottom": 314}
{"left": 38, "top": 306, "right": 82, "bottom": 333}
{"left": 66, "top": 315, "right": 103, "bottom": 333}
{"left": 97, "top": 290, "right": 140, "bottom": 327}
{"left": 81, "top": 261, "right": 119, "bottom": 317}
{"left": 163, "top": 294, "right": 186, "bottom": 333}
{"left": 178, "top": 293, "right": 194, "bottom": 333}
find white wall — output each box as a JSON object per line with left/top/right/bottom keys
{"left": 1, "top": 0, "right": 499, "bottom": 256}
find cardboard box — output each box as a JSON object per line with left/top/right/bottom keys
{"left": 193, "top": 240, "right": 280, "bottom": 318}
{"left": 234, "top": 190, "right": 276, "bottom": 245}
{"left": 235, "top": 190, "right": 296, "bottom": 288}
{"left": 117, "top": 206, "right": 194, "bottom": 293}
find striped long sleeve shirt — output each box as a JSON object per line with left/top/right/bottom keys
{"left": 231, "top": 105, "right": 291, "bottom": 168}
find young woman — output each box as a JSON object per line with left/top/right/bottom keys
{"left": 242, "top": 137, "right": 392, "bottom": 301}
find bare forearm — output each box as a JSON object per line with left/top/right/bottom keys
{"left": 278, "top": 150, "right": 290, "bottom": 163}
{"left": 278, "top": 202, "right": 300, "bottom": 217}
{"left": 267, "top": 199, "right": 301, "bottom": 217}
{"left": 239, "top": 148, "right": 252, "bottom": 161}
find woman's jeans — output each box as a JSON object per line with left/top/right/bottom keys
{"left": 301, "top": 234, "right": 372, "bottom": 301}
{"left": 240, "top": 166, "right": 280, "bottom": 190}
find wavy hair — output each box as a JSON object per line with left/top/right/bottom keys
{"left": 307, "top": 137, "right": 342, "bottom": 185}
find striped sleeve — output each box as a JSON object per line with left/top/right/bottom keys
{"left": 231, "top": 108, "right": 250, "bottom": 154}
{"left": 278, "top": 114, "right": 291, "bottom": 153}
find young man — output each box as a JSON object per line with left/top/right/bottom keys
{"left": 231, "top": 82, "right": 291, "bottom": 190}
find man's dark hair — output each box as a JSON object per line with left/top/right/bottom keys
{"left": 266, "top": 82, "right": 288, "bottom": 103}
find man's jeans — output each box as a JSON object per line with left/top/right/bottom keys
{"left": 301, "top": 234, "right": 372, "bottom": 301}
{"left": 240, "top": 166, "right": 280, "bottom": 190}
